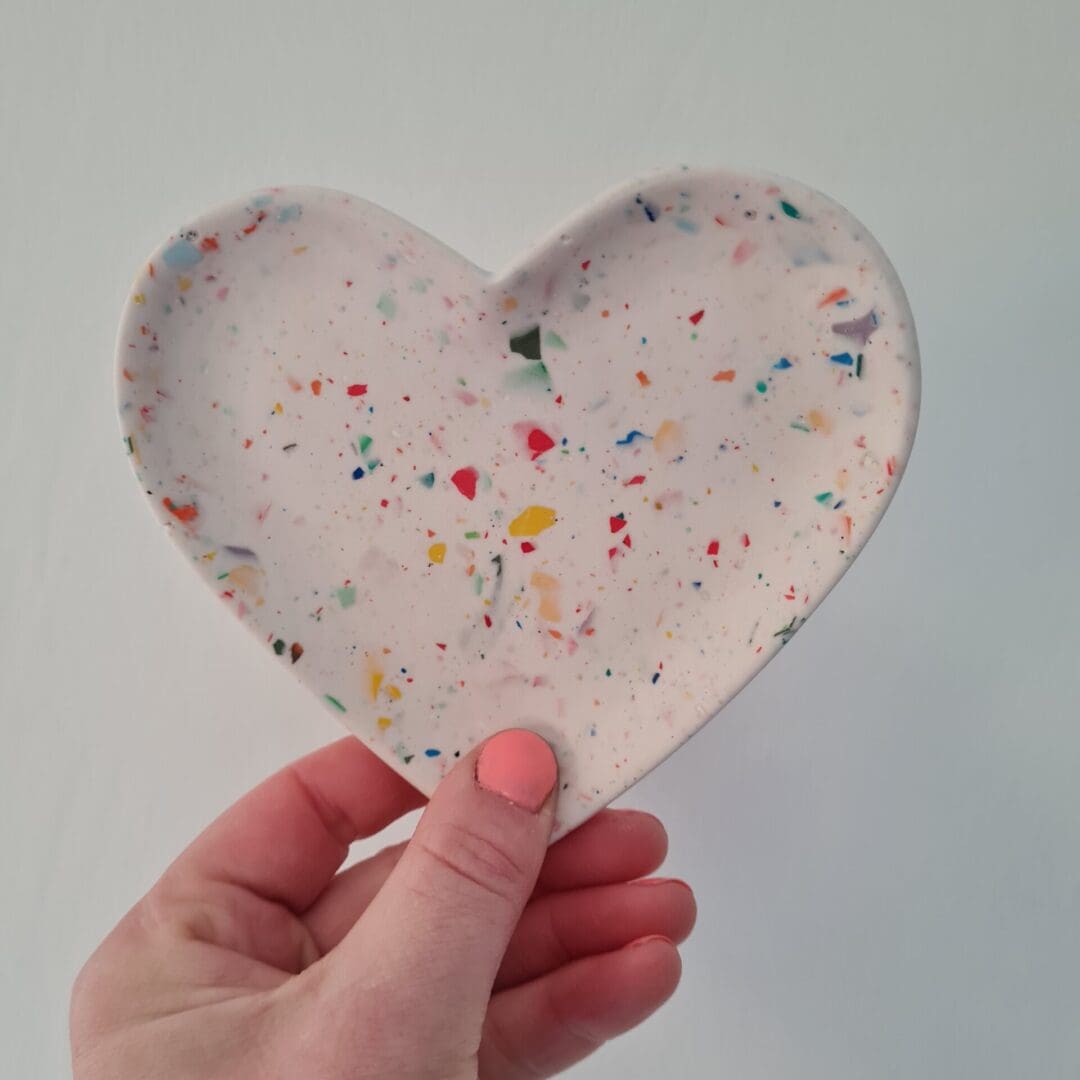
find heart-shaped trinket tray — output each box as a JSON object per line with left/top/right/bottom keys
{"left": 117, "top": 168, "right": 919, "bottom": 836}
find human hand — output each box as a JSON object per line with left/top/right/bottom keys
{"left": 71, "top": 729, "right": 695, "bottom": 1079}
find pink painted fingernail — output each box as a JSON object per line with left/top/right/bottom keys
{"left": 632, "top": 877, "right": 687, "bottom": 889}
{"left": 627, "top": 934, "right": 675, "bottom": 949}
{"left": 476, "top": 729, "right": 557, "bottom": 813}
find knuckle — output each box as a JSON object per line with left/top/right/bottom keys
{"left": 540, "top": 900, "right": 574, "bottom": 969}
{"left": 414, "top": 820, "right": 529, "bottom": 906}
{"left": 544, "top": 979, "right": 604, "bottom": 1058}
{"left": 482, "top": 1008, "right": 547, "bottom": 1079}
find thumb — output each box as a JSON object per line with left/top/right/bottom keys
{"left": 327, "top": 729, "right": 557, "bottom": 1041}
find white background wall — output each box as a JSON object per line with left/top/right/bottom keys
{"left": 3, "top": 1, "right": 1079, "bottom": 1076}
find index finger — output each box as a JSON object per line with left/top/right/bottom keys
{"left": 163, "top": 736, "right": 425, "bottom": 912}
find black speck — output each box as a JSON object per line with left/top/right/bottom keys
{"left": 509, "top": 325, "right": 542, "bottom": 360}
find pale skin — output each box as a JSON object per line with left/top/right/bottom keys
{"left": 71, "top": 731, "right": 696, "bottom": 1078}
